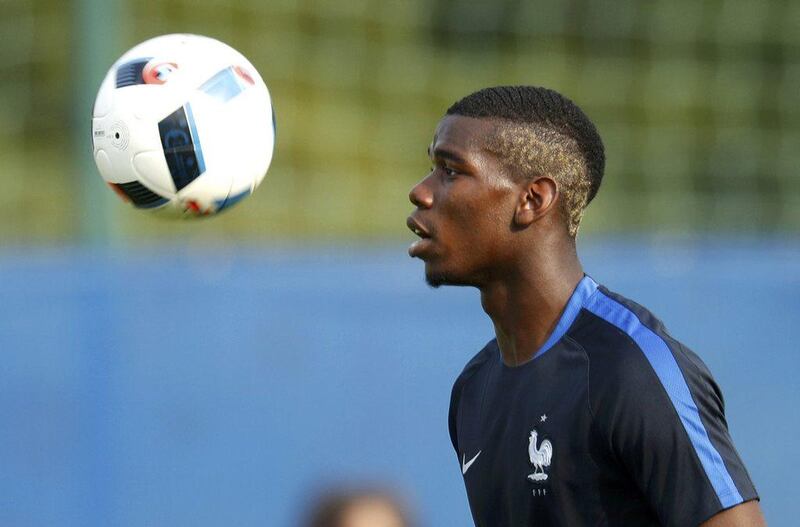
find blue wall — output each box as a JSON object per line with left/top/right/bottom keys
{"left": 1, "top": 238, "right": 797, "bottom": 526}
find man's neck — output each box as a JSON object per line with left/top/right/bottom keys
{"left": 480, "top": 255, "right": 584, "bottom": 367}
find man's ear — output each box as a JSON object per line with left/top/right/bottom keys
{"left": 514, "top": 177, "right": 558, "bottom": 228}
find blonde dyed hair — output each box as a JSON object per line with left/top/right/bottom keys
{"left": 447, "top": 86, "right": 605, "bottom": 238}
{"left": 486, "top": 122, "right": 591, "bottom": 237}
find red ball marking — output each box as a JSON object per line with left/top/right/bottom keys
{"left": 185, "top": 200, "right": 211, "bottom": 216}
{"left": 142, "top": 61, "right": 178, "bottom": 85}
{"left": 107, "top": 183, "right": 130, "bottom": 202}
{"left": 233, "top": 65, "right": 255, "bottom": 85}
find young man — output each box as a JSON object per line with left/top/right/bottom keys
{"left": 406, "top": 86, "right": 764, "bottom": 526}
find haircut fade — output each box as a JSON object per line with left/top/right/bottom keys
{"left": 446, "top": 86, "right": 605, "bottom": 237}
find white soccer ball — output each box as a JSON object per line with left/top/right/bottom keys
{"left": 91, "top": 34, "right": 275, "bottom": 217}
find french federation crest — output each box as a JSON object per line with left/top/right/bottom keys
{"left": 527, "top": 429, "right": 553, "bottom": 482}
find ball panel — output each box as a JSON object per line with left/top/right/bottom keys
{"left": 131, "top": 151, "right": 176, "bottom": 196}
{"left": 198, "top": 66, "right": 249, "bottom": 102}
{"left": 92, "top": 73, "right": 116, "bottom": 119}
{"left": 157, "top": 103, "right": 206, "bottom": 191}
{"left": 94, "top": 150, "right": 114, "bottom": 181}
{"left": 190, "top": 72, "right": 273, "bottom": 195}
{"left": 111, "top": 181, "right": 169, "bottom": 209}
{"left": 115, "top": 58, "right": 152, "bottom": 88}
{"left": 215, "top": 188, "right": 251, "bottom": 212}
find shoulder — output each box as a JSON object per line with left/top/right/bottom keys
{"left": 567, "top": 284, "right": 728, "bottom": 446}
{"left": 448, "top": 339, "right": 496, "bottom": 454}
{"left": 451, "top": 339, "right": 496, "bottom": 396}
{"left": 568, "top": 284, "right": 715, "bottom": 393}
{"left": 569, "top": 283, "right": 758, "bottom": 523}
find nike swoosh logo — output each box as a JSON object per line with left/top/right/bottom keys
{"left": 462, "top": 451, "right": 481, "bottom": 475}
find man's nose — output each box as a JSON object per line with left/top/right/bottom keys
{"left": 409, "top": 177, "right": 433, "bottom": 209}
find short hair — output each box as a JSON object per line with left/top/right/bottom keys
{"left": 446, "top": 86, "right": 605, "bottom": 237}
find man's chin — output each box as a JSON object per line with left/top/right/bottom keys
{"left": 425, "top": 268, "right": 473, "bottom": 289}
{"left": 425, "top": 272, "right": 448, "bottom": 288}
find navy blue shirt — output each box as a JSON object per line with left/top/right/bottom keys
{"left": 449, "top": 276, "right": 758, "bottom": 526}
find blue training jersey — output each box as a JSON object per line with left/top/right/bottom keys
{"left": 449, "top": 275, "right": 758, "bottom": 526}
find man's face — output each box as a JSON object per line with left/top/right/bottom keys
{"left": 407, "top": 115, "right": 520, "bottom": 287}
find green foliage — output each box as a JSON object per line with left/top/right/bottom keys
{"left": 1, "top": 0, "right": 798, "bottom": 244}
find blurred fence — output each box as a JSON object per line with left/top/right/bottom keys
{"left": 1, "top": 0, "right": 798, "bottom": 244}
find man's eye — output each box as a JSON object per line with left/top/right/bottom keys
{"left": 443, "top": 167, "right": 458, "bottom": 177}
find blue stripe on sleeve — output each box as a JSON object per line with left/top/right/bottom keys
{"left": 584, "top": 291, "right": 743, "bottom": 508}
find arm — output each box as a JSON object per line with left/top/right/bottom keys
{"left": 700, "top": 500, "right": 766, "bottom": 527}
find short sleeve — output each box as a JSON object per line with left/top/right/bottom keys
{"left": 590, "top": 337, "right": 758, "bottom": 526}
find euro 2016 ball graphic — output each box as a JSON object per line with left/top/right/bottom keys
{"left": 91, "top": 34, "right": 275, "bottom": 217}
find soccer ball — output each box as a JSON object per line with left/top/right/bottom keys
{"left": 91, "top": 34, "right": 275, "bottom": 217}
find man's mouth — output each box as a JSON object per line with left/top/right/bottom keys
{"left": 407, "top": 216, "right": 433, "bottom": 257}
{"left": 406, "top": 216, "right": 430, "bottom": 238}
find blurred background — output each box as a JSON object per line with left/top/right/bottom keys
{"left": 1, "top": 0, "right": 797, "bottom": 525}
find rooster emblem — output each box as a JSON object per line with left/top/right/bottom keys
{"left": 527, "top": 429, "right": 553, "bottom": 482}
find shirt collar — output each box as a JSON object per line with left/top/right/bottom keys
{"left": 534, "top": 274, "right": 598, "bottom": 358}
